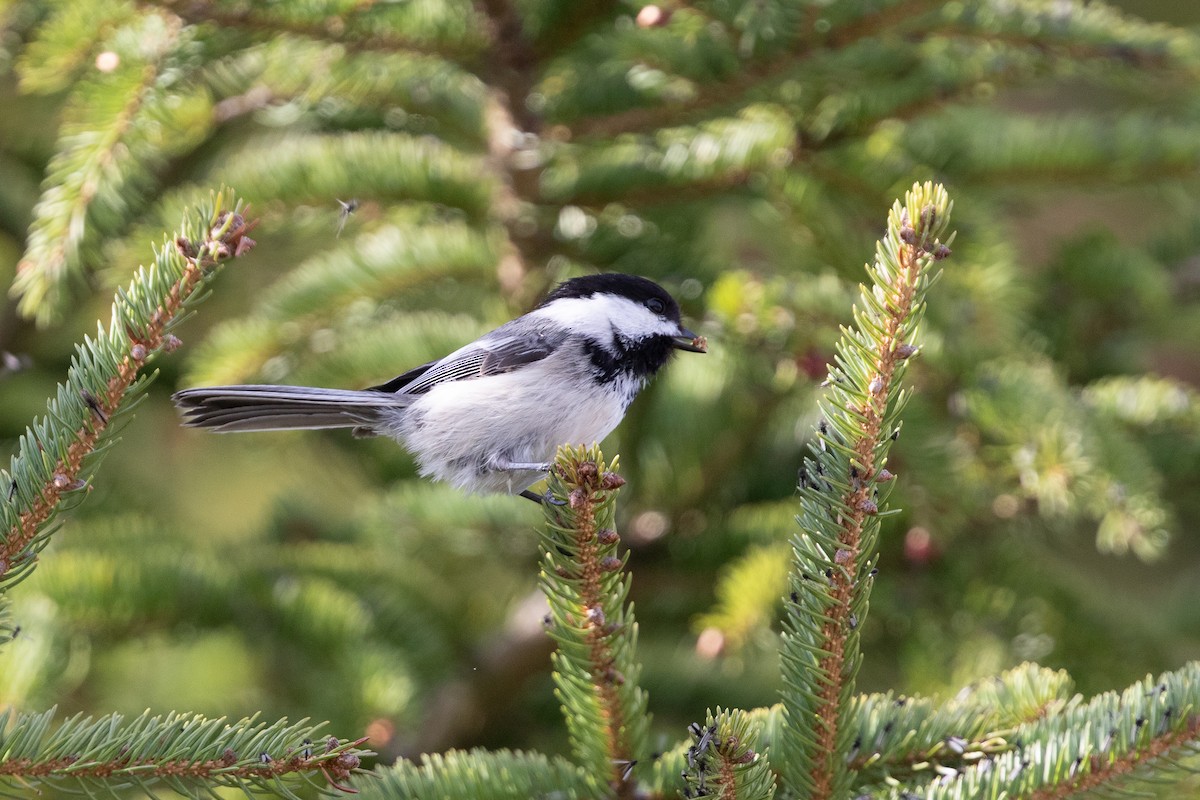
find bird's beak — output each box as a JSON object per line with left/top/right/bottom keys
{"left": 671, "top": 327, "right": 708, "bottom": 353}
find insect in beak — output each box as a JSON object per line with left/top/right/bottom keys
{"left": 671, "top": 328, "right": 708, "bottom": 353}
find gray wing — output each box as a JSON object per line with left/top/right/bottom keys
{"left": 373, "top": 322, "right": 569, "bottom": 396}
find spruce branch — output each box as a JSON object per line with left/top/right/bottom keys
{"left": 0, "top": 708, "right": 370, "bottom": 797}
{"left": 562, "top": 0, "right": 1200, "bottom": 141}
{"left": 938, "top": 0, "right": 1200, "bottom": 72}
{"left": 1083, "top": 375, "right": 1199, "bottom": 431}
{"left": 13, "top": 7, "right": 196, "bottom": 324}
{"left": 848, "top": 664, "right": 1074, "bottom": 788}
{"left": 143, "top": 0, "right": 490, "bottom": 62}
{"left": 563, "top": 0, "right": 944, "bottom": 138}
{"left": 198, "top": 35, "right": 488, "bottom": 146}
{"left": 365, "top": 748, "right": 597, "bottom": 799}
{"left": 539, "top": 446, "right": 649, "bottom": 799}
{"left": 642, "top": 665, "right": 1073, "bottom": 799}
{"left": 15, "top": 0, "right": 140, "bottom": 94}
{"left": 901, "top": 110, "right": 1200, "bottom": 187}
{"left": 877, "top": 663, "right": 1200, "bottom": 799}
{"left": 211, "top": 132, "right": 494, "bottom": 221}
{"left": 539, "top": 107, "right": 796, "bottom": 208}
{"left": 0, "top": 189, "right": 256, "bottom": 592}
{"left": 257, "top": 219, "right": 497, "bottom": 321}
{"left": 963, "top": 358, "right": 1174, "bottom": 560}
{"left": 778, "top": 182, "right": 953, "bottom": 799}
{"left": 0, "top": 596, "right": 15, "bottom": 647}
{"left": 679, "top": 708, "right": 775, "bottom": 800}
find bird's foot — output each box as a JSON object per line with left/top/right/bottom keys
{"left": 520, "top": 488, "right": 567, "bottom": 506}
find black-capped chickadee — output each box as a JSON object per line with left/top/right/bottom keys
{"left": 173, "top": 273, "right": 707, "bottom": 501}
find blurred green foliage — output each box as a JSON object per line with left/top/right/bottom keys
{"left": 0, "top": 0, "right": 1198, "bottom": 789}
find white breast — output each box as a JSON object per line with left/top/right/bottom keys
{"left": 380, "top": 348, "right": 636, "bottom": 494}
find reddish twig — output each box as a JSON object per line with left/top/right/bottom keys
{"left": 807, "top": 235, "right": 925, "bottom": 797}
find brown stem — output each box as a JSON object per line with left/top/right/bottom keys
{"left": 0, "top": 736, "right": 367, "bottom": 790}
{"left": 468, "top": 0, "right": 555, "bottom": 300}
{"left": 808, "top": 242, "right": 922, "bottom": 797}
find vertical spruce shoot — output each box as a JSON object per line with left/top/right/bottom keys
{"left": 539, "top": 445, "right": 649, "bottom": 799}
{"left": 779, "top": 182, "right": 954, "bottom": 799}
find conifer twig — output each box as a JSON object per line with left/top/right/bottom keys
{"left": 13, "top": 9, "right": 184, "bottom": 323}
{"left": 846, "top": 663, "right": 1073, "bottom": 786}
{"left": 680, "top": 708, "right": 775, "bottom": 800}
{"left": 779, "top": 182, "right": 953, "bottom": 799}
{"left": 370, "top": 748, "right": 594, "bottom": 798}
{"left": 643, "top": 664, "right": 1072, "bottom": 798}
{"left": 0, "top": 708, "right": 370, "bottom": 797}
{"left": 569, "top": 0, "right": 942, "bottom": 140}
{"left": 1, "top": 190, "right": 256, "bottom": 591}
{"left": 884, "top": 663, "right": 1200, "bottom": 799}
{"left": 539, "top": 446, "right": 649, "bottom": 799}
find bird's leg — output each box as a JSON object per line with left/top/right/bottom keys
{"left": 519, "top": 488, "right": 566, "bottom": 506}
{"left": 493, "top": 456, "right": 554, "bottom": 473}
{"left": 492, "top": 456, "right": 562, "bottom": 506}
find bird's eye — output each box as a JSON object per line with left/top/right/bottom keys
{"left": 646, "top": 298, "right": 666, "bottom": 314}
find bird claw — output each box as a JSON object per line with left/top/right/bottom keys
{"left": 520, "top": 488, "right": 566, "bottom": 506}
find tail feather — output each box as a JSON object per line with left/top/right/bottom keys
{"left": 173, "top": 385, "right": 410, "bottom": 433}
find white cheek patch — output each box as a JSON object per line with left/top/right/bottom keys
{"left": 535, "top": 295, "right": 680, "bottom": 341}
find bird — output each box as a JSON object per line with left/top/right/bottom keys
{"left": 173, "top": 273, "right": 707, "bottom": 502}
